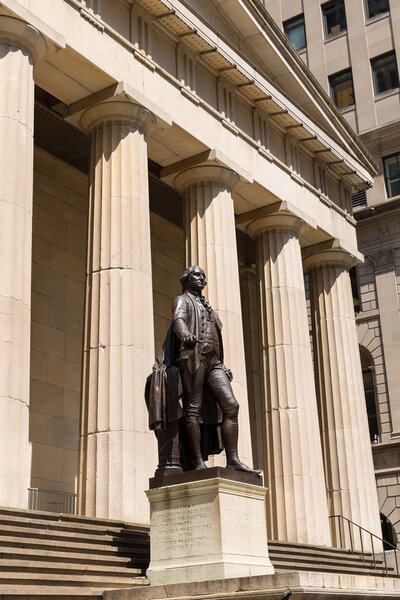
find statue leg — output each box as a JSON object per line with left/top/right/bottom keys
{"left": 206, "top": 363, "right": 260, "bottom": 475}
{"left": 180, "top": 362, "right": 207, "bottom": 470}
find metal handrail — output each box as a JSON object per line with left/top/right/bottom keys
{"left": 330, "top": 514, "right": 400, "bottom": 578}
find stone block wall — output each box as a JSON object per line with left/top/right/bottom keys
{"left": 30, "top": 148, "right": 88, "bottom": 495}
{"left": 150, "top": 213, "right": 184, "bottom": 356}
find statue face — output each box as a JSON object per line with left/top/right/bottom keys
{"left": 186, "top": 267, "right": 206, "bottom": 292}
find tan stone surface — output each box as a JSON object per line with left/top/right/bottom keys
{"left": 146, "top": 477, "right": 273, "bottom": 584}
{"left": 306, "top": 250, "right": 382, "bottom": 551}
{"left": 0, "top": 16, "right": 46, "bottom": 509}
{"left": 30, "top": 148, "right": 87, "bottom": 499}
{"left": 78, "top": 100, "right": 157, "bottom": 524}
{"left": 175, "top": 165, "right": 252, "bottom": 467}
{"left": 247, "top": 215, "right": 331, "bottom": 547}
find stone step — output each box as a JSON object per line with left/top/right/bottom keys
{"left": 0, "top": 587, "right": 104, "bottom": 599}
{"left": 0, "top": 535, "right": 146, "bottom": 558}
{"left": 271, "top": 558, "right": 391, "bottom": 577}
{"left": 0, "top": 572, "right": 148, "bottom": 588}
{"left": 0, "top": 513, "right": 148, "bottom": 539}
{"left": 0, "top": 508, "right": 145, "bottom": 533}
{"left": 0, "top": 546, "right": 145, "bottom": 566}
{"left": 269, "top": 544, "right": 385, "bottom": 565}
{"left": 0, "top": 558, "right": 144, "bottom": 577}
{"left": 268, "top": 539, "right": 383, "bottom": 559}
{"left": 0, "top": 524, "right": 149, "bottom": 549}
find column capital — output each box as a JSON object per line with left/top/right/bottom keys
{"left": 174, "top": 165, "right": 239, "bottom": 194}
{"left": 80, "top": 100, "right": 156, "bottom": 136}
{"left": 302, "top": 241, "right": 357, "bottom": 272}
{"left": 246, "top": 213, "right": 305, "bottom": 238}
{"left": 0, "top": 16, "right": 46, "bottom": 64}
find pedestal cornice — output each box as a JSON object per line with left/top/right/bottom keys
{"left": 0, "top": 16, "right": 46, "bottom": 64}
{"left": 174, "top": 165, "right": 239, "bottom": 193}
{"left": 80, "top": 100, "right": 156, "bottom": 136}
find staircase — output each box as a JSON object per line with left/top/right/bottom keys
{"left": 0, "top": 507, "right": 150, "bottom": 598}
{"left": 0, "top": 507, "right": 395, "bottom": 599}
{"left": 268, "top": 539, "right": 393, "bottom": 577}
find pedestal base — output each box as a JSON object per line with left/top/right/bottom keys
{"left": 145, "top": 476, "right": 274, "bottom": 585}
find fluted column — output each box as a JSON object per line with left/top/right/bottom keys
{"left": 304, "top": 248, "right": 382, "bottom": 551}
{"left": 78, "top": 100, "right": 157, "bottom": 523}
{"left": 175, "top": 165, "right": 252, "bottom": 467}
{"left": 0, "top": 17, "right": 46, "bottom": 508}
{"left": 247, "top": 215, "right": 331, "bottom": 546}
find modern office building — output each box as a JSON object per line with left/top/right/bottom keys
{"left": 262, "top": 0, "right": 400, "bottom": 548}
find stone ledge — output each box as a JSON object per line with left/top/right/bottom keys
{"left": 103, "top": 570, "right": 400, "bottom": 600}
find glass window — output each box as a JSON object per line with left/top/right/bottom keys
{"left": 283, "top": 14, "right": 306, "bottom": 50}
{"left": 371, "top": 51, "right": 399, "bottom": 94}
{"left": 366, "top": 0, "right": 390, "bottom": 19}
{"left": 383, "top": 152, "right": 400, "bottom": 198}
{"left": 329, "top": 69, "right": 355, "bottom": 108}
{"left": 322, "top": 0, "right": 347, "bottom": 37}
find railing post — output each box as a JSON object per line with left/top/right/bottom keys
{"left": 371, "top": 534, "right": 376, "bottom": 569}
{"left": 360, "top": 526, "right": 365, "bottom": 562}
{"left": 348, "top": 519, "right": 354, "bottom": 553}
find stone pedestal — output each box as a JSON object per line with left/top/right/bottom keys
{"left": 174, "top": 165, "right": 252, "bottom": 468}
{"left": 0, "top": 16, "right": 46, "bottom": 508}
{"left": 78, "top": 100, "right": 157, "bottom": 523}
{"left": 146, "top": 470, "right": 274, "bottom": 584}
{"left": 304, "top": 248, "right": 382, "bottom": 552}
{"left": 247, "top": 214, "right": 331, "bottom": 547}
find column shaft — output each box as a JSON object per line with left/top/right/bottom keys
{"left": 78, "top": 101, "right": 157, "bottom": 523}
{"left": 176, "top": 166, "right": 252, "bottom": 466}
{"left": 0, "top": 17, "right": 45, "bottom": 508}
{"left": 308, "top": 257, "right": 382, "bottom": 550}
{"left": 249, "top": 217, "right": 331, "bottom": 546}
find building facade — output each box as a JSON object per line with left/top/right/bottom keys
{"left": 262, "top": 0, "right": 400, "bottom": 547}
{"left": 0, "top": 0, "right": 386, "bottom": 553}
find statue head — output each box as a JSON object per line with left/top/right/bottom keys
{"left": 180, "top": 266, "right": 206, "bottom": 293}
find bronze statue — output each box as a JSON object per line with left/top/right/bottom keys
{"left": 146, "top": 266, "right": 259, "bottom": 476}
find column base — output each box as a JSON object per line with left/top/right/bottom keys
{"left": 146, "top": 474, "right": 274, "bottom": 585}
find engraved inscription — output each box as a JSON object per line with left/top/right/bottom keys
{"left": 155, "top": 504, "right": 215, "bottom": 553}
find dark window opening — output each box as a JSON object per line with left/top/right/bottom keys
{"left": 383, "top": 152, "right": 400, "bottom": 198}
{"left": 380, "top": 513, "right": 397, "bottom": 550}
{"left": 350, "top": 267, "right": 360, "bottom": 313}
{"left": 360, "top": 348, "right": 379, "bottom": 442}
{"left": 322, "top": 0, "right": 347, "bottom": 37}
{"left": 366, "top": 0, "right": 390, "bottom": 19}
{"left": 283, "top": 14, "right": 307, "bottom": 50}
{"left": 371, "top": 51, "right": 399, "bottom": 94}
{"left": 329, "top": 69, "right": 355, "bottom": 108}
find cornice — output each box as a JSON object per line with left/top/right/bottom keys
{"left": 132, "top": 0, "right": 374, "bottom": 189}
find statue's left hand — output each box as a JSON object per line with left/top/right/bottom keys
{"left": 224, "top": 367, "right": 233, "bottom": 382}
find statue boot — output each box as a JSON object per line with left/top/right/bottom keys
{"left": 186, "top": 419, "right": 207, "bottom": 469}
{"left": 223, "top": 415, "right": 261, "bottom": 475}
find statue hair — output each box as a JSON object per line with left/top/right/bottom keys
{"left": 180, "top": 266, "right": 204, "bottom": 290}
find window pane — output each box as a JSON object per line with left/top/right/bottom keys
{"left": 371, "top": 51, "right": 399, "bottom": 94}
{"left": 283, "top": 15, "right": 306, "bottom": 50}
{"left": 322, "top": 0, "right": 347, "bottom": 36}
{"left": 329, "top": 70, "right": 355, "bottom": 108}
{"left": 384, "top": 153, "right": 400, "bottom": 198}
{"left": 367, "top": 0, "right": 390, "bottom": 18}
